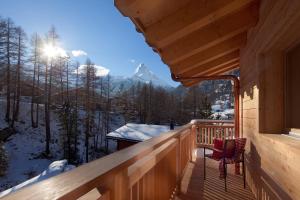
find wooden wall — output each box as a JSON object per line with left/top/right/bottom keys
{"left": 117, "top": 140, "right": 138, "bottom": 150}
{"left": 240, "top": 0, "right": 300, "bottom": 199}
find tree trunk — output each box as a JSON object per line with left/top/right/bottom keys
{"left": 13, "top": 30, "right": 22, "bottom": 123}
{"left": 31, "top": 40, "right": 37, "bottom": 127}
{"left": 5, "top": 19, "right": 11, "bottom": 123}
{"left": 35, "top": 63, "right": 40, "bottom": 127}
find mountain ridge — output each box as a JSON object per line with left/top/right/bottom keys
{"left": 109, "top": 63, "right": 173, "bottom": 94}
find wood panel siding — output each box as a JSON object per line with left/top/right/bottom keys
{"left": 117, "top": 140, "right": 138, "bottom": 150}
{"left": 240, "top": 0, "right": 300, "bottom": 199}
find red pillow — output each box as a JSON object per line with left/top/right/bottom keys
{"left": 212, "top": 138, "right": 223, "bottom": 159}
{"left": 224, "top": 140, "right": 236, "bottom": 158}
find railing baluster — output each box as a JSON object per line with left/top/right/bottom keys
{"left": 192, "top": 120, "right": 234, "bottom": 146}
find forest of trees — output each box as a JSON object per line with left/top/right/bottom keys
{"left": 0, "top": 17, "right": 113, "bottom": 165}
{"left": 0, "top": 16, "right": 235, "bottom": 171}
{"left": 115, "top": 82, "right": 216, "bottom": 126}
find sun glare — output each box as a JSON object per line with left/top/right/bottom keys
{"left": 42, "top": 44, "right": 68, "bottom": 59}
{"left": 43, "top": 44, "right": 57, "bottom": 58}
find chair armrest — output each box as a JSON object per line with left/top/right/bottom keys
{"left": 203, "top": 145, "right": 223, "bottom": 153}
{"left": 212, "top": 148, "right": 223, "bottom": 153}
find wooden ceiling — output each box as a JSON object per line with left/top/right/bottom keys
{"left": 115, "top": 0, "right": 259, "bottom": 86}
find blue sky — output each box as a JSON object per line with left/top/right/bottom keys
{"left": 0, "top": 0, "right": 178, "bottom": 86}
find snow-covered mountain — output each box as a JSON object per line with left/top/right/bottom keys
{"left": 54, "top": 63, "right": 172, "bottom": 95}
{"left": 132, "top": 63, "right": 170, "bottom": 87}
{"left": 109, "top": 63, "right": 172, "bottom": 94}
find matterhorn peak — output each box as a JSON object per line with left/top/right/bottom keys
{"left": 134, "top": 63, "right": 152, "bottom": 75}
{"left": 132, "top": 63, "right": 171, "bottom": 88}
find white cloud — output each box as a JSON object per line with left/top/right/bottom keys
{"left": 57, "top": 47, "right": 68, "bottom": 58}
{"left": 72, "top": 50, "right": 88, "bottom": 57}
{"left": 76, "top": 64, "right": 110, "bottom": 77}
{"left": 129, "top": 59, "right": 136, "bottom": 63}
{"left": 94, "top": 65, "right": 110, "bottom": 76}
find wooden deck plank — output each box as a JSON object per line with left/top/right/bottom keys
{"left": 176, "top": 150, "right": 255, "bottom": 200}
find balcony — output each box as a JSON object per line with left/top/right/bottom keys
{"left": 2, "top": 120, "right": 255, "bottom": 200}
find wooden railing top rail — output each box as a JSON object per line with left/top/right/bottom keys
{"left": 191, "top": 119, "right": 234, "bottom": 125}
{"left": 195, "top": 125, "right": 235, "bottom": 129}
{"left": 2, "top": 124, "right": 192, "bottom": 200}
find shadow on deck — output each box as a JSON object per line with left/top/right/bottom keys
{"left": 176, "top": 149, "right": 255, "bottom": 200}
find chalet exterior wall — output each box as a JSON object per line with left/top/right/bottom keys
{"left": 240, "top": 0, "right": 300, "bottom": 199}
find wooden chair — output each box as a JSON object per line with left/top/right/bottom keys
{"left": 203, "top": 138, "right": 246, "bottom": 191}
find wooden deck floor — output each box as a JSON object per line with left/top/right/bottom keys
{"left": 176, "top": 150, "right": 256, "bottom": 200}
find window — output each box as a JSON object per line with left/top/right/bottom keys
{"left": 285, "top": 43, "right": 300, "bottom": 130}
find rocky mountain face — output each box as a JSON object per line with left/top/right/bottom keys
{"left": 109, "top": 63, "right": 172, "bottom": 94}
{"left": 132, "top": 63, "right": 170, "bottom": 87}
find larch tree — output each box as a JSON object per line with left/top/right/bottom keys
{"left": 44, "top": 26, "right": 59, "bottom": 156}
{"left": 2, "top": 18, "right": 17, "bottom": 124}
{"left": 74, "top": 61, "right": 80, "bottom": 160}
{"left": 30, "top": 33, "right": 42, "bottom": 128}
{"left": 11, "top": 26, "right": 26, "bottom": 127}
{"left": 83, "top": 58, "right": 95, "bottom": 162}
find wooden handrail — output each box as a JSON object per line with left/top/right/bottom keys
{"left": 2, "top": 124, "right": 193, "bottom": 200}
{"left": 193, "top": 120, "right": 236, "bottom": 146}
{"left": 191, "top": 119, "right": 234, "bottom": 124}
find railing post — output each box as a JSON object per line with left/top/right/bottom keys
{"left": 191, "top": 125, "right": 196, "bottom": 161}
{"left": 176, "top": 134, "right": 181, "bottom": 195}
{"left": 114, "top": 170, "right": 130, "bottom": 200}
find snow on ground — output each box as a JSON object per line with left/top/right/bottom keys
{"left": 0, "top": 99, "right": 63, "bottom": 191}
{"left": 107, "top": 123, "right": 171, "bottom": 142}
{"left": 0, "top": 97, "right": 123, "bottom": 193}
{"left": 211, "top": 108, "right": 234, "bottom": 120}
{"left": 0, "top": 160, "right": 75, "bottom": 198}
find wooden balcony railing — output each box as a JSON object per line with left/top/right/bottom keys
{"left": 2, "top": 124, "right": 195, "bottom": 200}
{"left": 191, "top": 119, "right": 235, "bottom": 146}
{"left": 2, "top": 120, "right": 235, "bottom": 200}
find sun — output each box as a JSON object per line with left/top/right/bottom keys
{"left": 42, "top": 43, "right": 68, "bottom": 59}
{"left": 43, "top": 44, "right": 57, "bottom": 58}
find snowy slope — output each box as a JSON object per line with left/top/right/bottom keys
{"left": 0, "top": 160, "right": 75, "bottom": 198}
{"left": 0, "top": 98, "right": 123, "bottom": 192}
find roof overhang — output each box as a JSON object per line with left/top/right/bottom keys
{"left": 115, "top": 0, "right": 260, "bottom": 86}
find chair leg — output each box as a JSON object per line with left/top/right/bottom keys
{"left": 224, "top": 162, "right": 227, "bottom": 191}
{"left": 203, "top": 147, "right": 206, "bottom": 180}
{"left": 243, "top": 160, "right": 246, "bottom": 189}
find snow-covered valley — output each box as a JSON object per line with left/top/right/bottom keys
{"left": 0, "top": 98, "right": 122, "bottom": 195}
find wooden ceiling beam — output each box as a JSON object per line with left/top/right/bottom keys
{"left": 197, "top": 60, "right": 239, "bottom": 76}
{"left": 146, "top": 0, "right": 256, "bottom": 48}
{"left": 114, "top": 0, "right": 158, "bottom": 17}
{"left": 170, "top": 33, "right": 246, "bottom": 75}
{"left": 181, "top": 61, "right": 239, "bottom": 87}
{"left": 115, "top": 0, "right": 191, "bottom": 27}
{"left": 206, "top": 63, "right": 239, "bottom": 76}
{"left": 178, "top": 50, "right": 239, "bottom": 78}
{"left": 160, "top": 3, "right": 258, "bottom": 65}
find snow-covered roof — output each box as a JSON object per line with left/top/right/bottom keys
{"left": 212, "top": 104, "right": 222, "bottom": 111}
{"left": 107, "top": 123, "right": 171, "bottom": 142}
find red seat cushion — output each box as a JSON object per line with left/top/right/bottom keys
{"left": 224, "top": 139, "right": 236, "bottom": 158}
{"left": 212, "top": 138, "right": 223, "bottom": 159}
